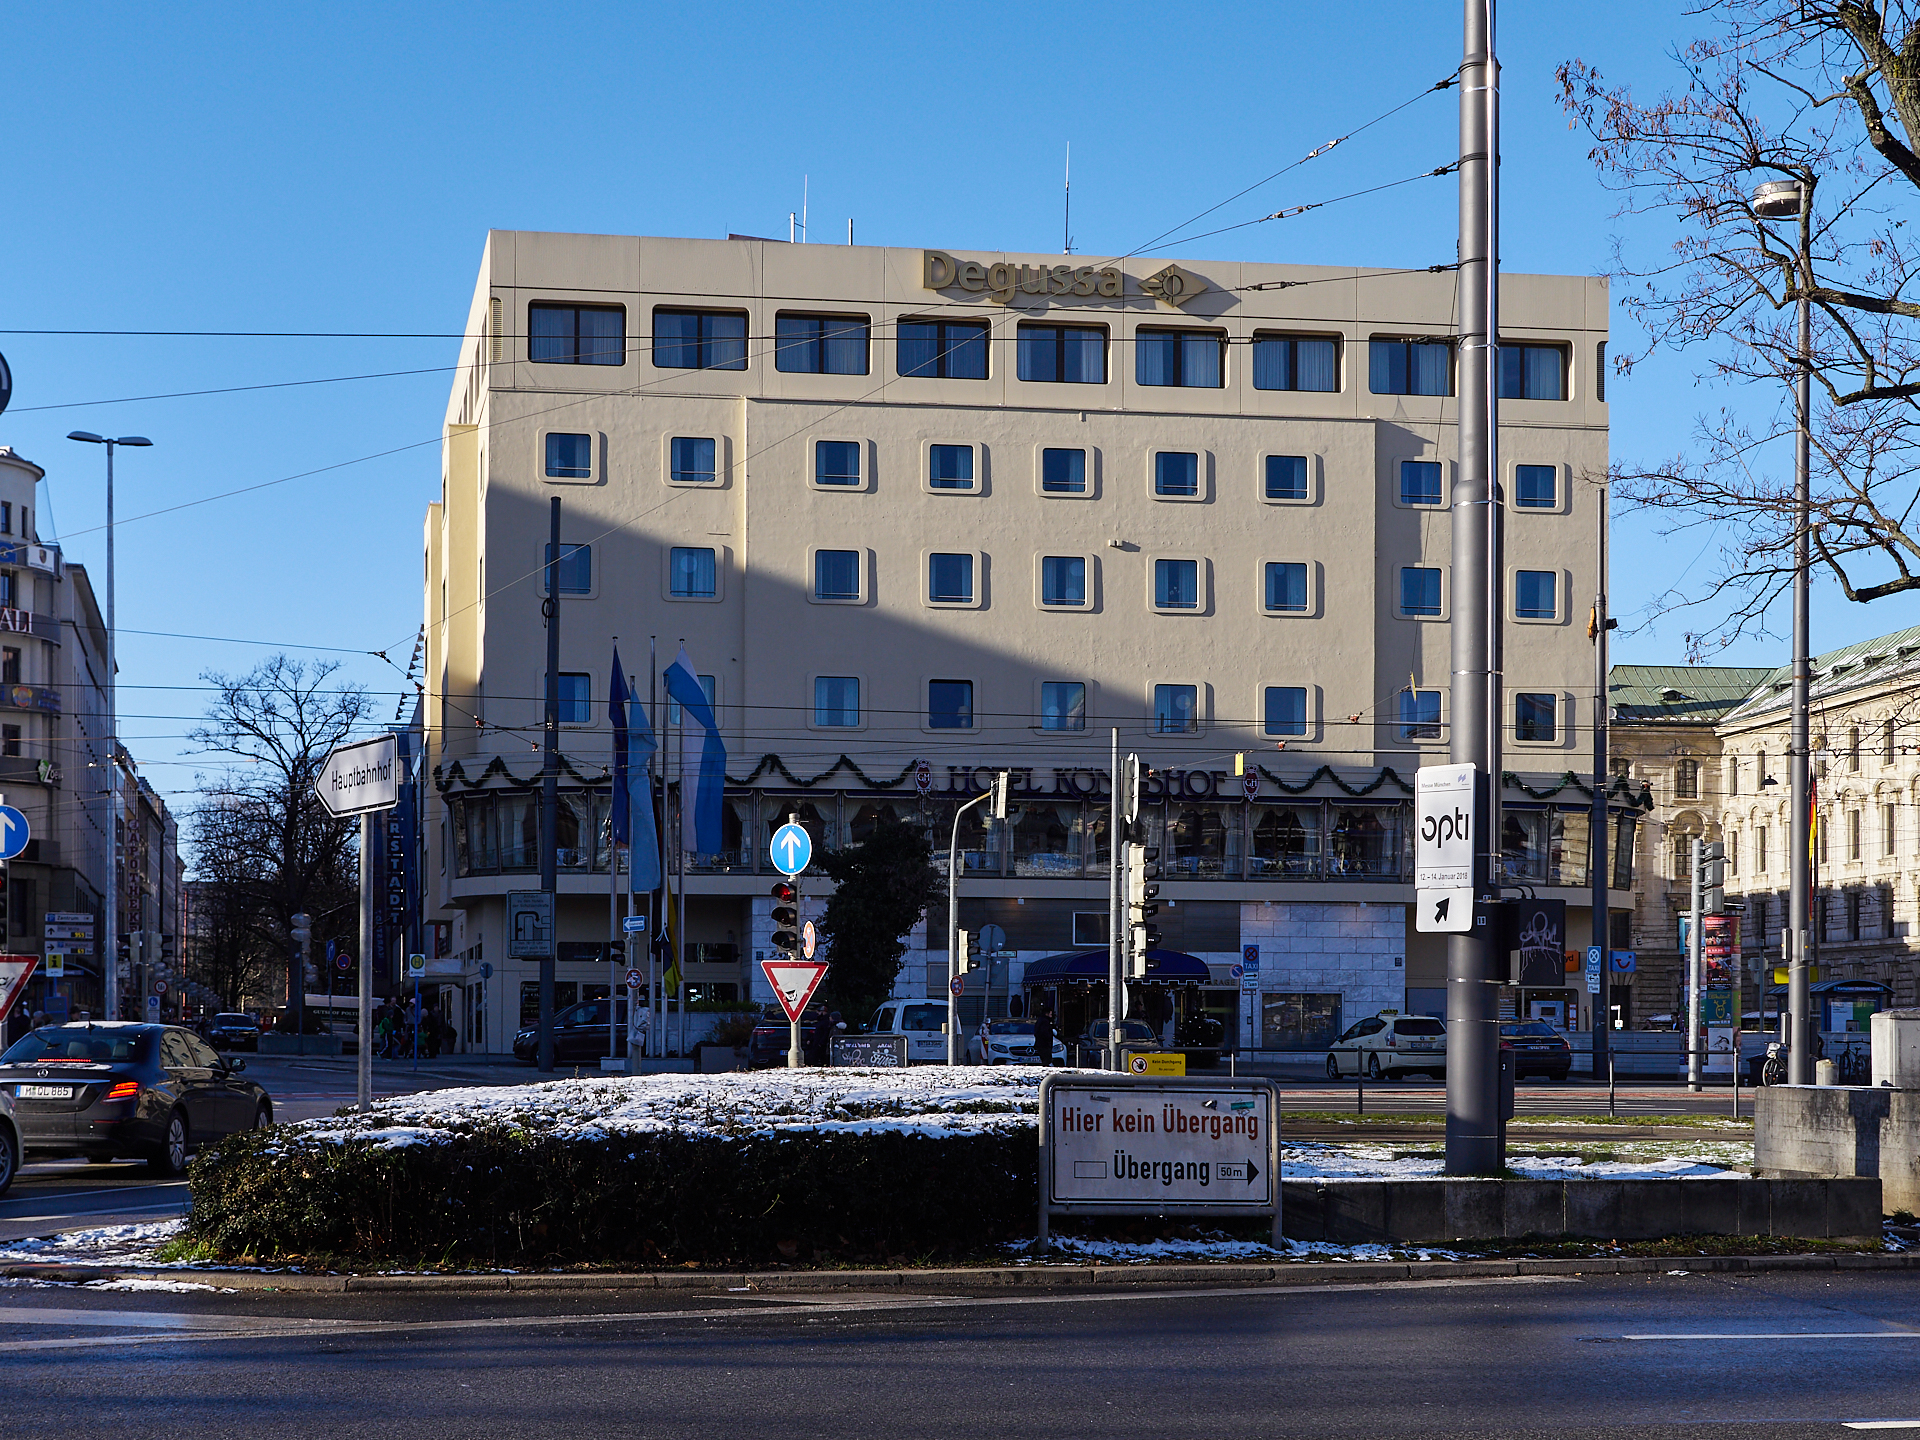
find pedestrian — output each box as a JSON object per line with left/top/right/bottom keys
{"left": 628, "top": 998, "right": 651, "bottom": 1061}
{"left": 1032, "top": 1005, "right": 1056, "bottom": 1068}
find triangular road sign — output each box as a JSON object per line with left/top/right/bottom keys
{"left": 760, "top": 959, "right": 828, "bottom": 1022}
{"left": 0, "top": 955, "right": 39, "bottom": 1022}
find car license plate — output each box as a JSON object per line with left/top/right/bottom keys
{"left": 17, "top": 1084, "right": 72, "bottom": 1099}
{"left": 1408, "top": 1041, "right": 1436, "bottom": 1051}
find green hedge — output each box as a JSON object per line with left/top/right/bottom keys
{"left": 185, "top": 1124, "right": 1040, "bottom": 1268}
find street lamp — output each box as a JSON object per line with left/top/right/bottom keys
{"left": 1748, "top": 176, "right": 1813, "bottom": 1084}
{"left": 66, "top": 430, "right": 151, "bottom": 1022}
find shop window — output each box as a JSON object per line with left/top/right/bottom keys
{"left": 1261, "top": 992, "right": 1343, "bottom": 1051}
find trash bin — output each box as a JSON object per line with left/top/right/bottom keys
{"left": 1871, "top": 1009, "right": 1920, "bottom": 1087}
{"left": 1815, "top": 1057, "right": 1839, "bottom": 1086}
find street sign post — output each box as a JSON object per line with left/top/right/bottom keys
{"left": 1038, "top": 1073, "right": 1282, "bottom": 1247}
{"left": 625, "top": 967, "right": 643, "bottom": 990}
{"left": 621, "top": 915, "right": 648, "bottom": 935}
{"left": 44, "top": 954, "right": 64, "bottom": 979}
{"left": 770, "top": 822, "right": 812, "bottom": 877}
{"left": 0, "top": 955, "right": 37, "bottom": 1022}
{"left": 506, "top": 891, "right": 555, "bottom": 960}
{"left": 801, "top": 919, "right": 817, "bottom": 959}
{"left": 0, "top": 804, "right": 29, "bottom": 862}
{"left": 312, "top": 734, "right": 399, "bottom": 819}
{"left": 760, "top": 959, "right": 828, "bottom": 1024}
{"left": 1414, "top": 763, "right": 1475, "bottom": 933}
{"left": 1584, "top": 945, "right": 1603, "bottom": 996}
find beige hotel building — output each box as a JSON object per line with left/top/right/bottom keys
{"left": 421, "top": 230, "right": 1625, "bottom": 1055}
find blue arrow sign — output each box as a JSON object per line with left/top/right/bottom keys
{"left": 0, "top": 804, "right": 30, "bottom": 861}
{"left": 770, "top": 822, "right": 812, "bottom": 876}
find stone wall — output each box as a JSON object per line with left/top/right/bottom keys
{"left": 1756, "top": 1084, "right": 1920, "bottom": 1215}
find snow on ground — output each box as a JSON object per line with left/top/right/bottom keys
{"left": 0, "top": 1220, "right": 185, "bottom": 1268}
{"left": 1284, "top": 1141, "right": 1749, "bottom": 1181}
{"left": 1021, "top": 1235, "right": 1469, "bottom": 1264}
{"left": 83, "top": 1277, "right": 235, "bottom": 1294}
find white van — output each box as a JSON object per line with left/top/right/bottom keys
{"left": 867, "top": 999, "right": 953, "bottom": 1064}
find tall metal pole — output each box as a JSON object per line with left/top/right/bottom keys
{"left": 1446, "top": 0, "right": 1504, "bottom": 1175}
{"left": 649, "top": 636, "right": 660, "bottom": 1056}
{"left": 538, "top": 496, "right": 560, "bottom": 1073}
{"left": 1688, "top": 835, "right": 1704, "bottom": 1090}
{"left": 1590, "top": 482, "right": 1611, "bottom": 1077}
{"left": 947, "top": 789, "right": 991, "bottom": 1065}
{"left": 1788, "top": 197, "right": 1814, "bottom": 1085}
{"left": 103, "top": 442, "right": 117, "bottom": 1022}
{"left": 1109, "top": 730, "right": 1123, "bottom": 1073}
{"left": 358, "top": 810, "right": 372, "bottom": 1111}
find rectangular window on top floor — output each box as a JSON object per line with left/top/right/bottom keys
{"left": 652, "top": 309, "right": 747, "bottom": 370}
{"left": 1251, "top": 334, "right": 1338, "bottom": 391}
{"left": 1042, "top": 448, "right": 1087, "bottom": 493}
{"left": 529, "top": 303, "right": 626, "bottom": 365}
{"left": 1264, "top": 563, "right": 1307, "bottom": 613}
{"left": 928, "top": 679, "right": 974, "bottom": 730}
{"left": 541, "top": 543, "right": 591, "bottom": 595}
{"left": 1369, "top": 339, "right": 1453, "bottom": 395}
{"left": 1515, "top": 464, "right": 1557, "bottom": 508}
{"left": 545, "top": 433, "right": 593, "bottom": 480}
{"left": 1136, "top": 329, "right": 1223, "bottom": 387}
{"left": 669, "top": 547, "right": 716, "bottom": 599}
{"left": 813, "top": 676, "right": 860, "bottom": 728}
{"left": 1265, "top": 455, "right": 1308, "bottom": 501}
{"left": 1498, "top": 344, "right": 1567, "bottom": 400}
{"left": 774, "top": 313, "right": 869, "bottom": 374}
{"left": 1041, "top": 681, "right": 1086, "bottom": 732}
{"left": 1017, "top": 323, "right": 1107, "bottom": 383}
{"left": 1399, "top": 460, "right": 1442, "bottom": 506}
{"left": 1263, "top": 686, "right": 1308, "bottom": 737}
{"left": 897, "top": 319, "right": 988, "bottom": 379}
{"left": 669, "top": 436, "right": 716, "bottom": 484}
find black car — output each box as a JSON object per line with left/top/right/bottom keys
{"left": 512, "top": 996, "right": 628, "bottom": 1066}
{"left": 1499, "top": 1020, "right": 1573, "bottom": 1081}
{"left": 0, "top": 1022, "right": 273, "bottom": 1172}
{"left": 748, "top": 1006, "right": 839, "bottom": 1068}
{"left": 206, "top": 1012, "right": 262, "bottom": 1052}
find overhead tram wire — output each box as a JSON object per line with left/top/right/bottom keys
{"left": 1145, "top": 164, "right": 1461, "bottom": 256}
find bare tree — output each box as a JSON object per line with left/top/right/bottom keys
{"left": 1559, "top": 2, "right": 1920, "bottom": 652}
{"left": 185, "top": 657, "right": 368, "bottom": 1018}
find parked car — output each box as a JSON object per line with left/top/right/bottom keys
{"left": 1326, "top": 1011, "right": 1447, "bottom": 1080}
{"left": 512, "top": 997, "right": 629, "bottom": 1066}
{"left": 968, "top": 1019, "right": 1068, "bottom": 1066}
{"left": 1075, "top": 1019, "right": 1159, "bottom": 1066}
{"left": 0, "top": 1085, "right": 17, "bottom": 1196}
{"left": 206, "top": 1013, "right": 263, "bottom": 1052}
{"left": 866, "top": 999, "right": 954, "bottom": 1064}
{"left": 1499, "top": 1020, "right": 1573, "bottom": 1081}
{"left": 0, "top": 1022, "right": 272, "bottom": 1173}
{"left": 748, "top": 1006, "right": 840, "bottom": 1068}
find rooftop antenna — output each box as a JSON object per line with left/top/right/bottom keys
{"left": 847, "top": 218, "right": 853, "bottom": 245}
{"left": 801, "top": 175, "right": 808, "bottom": 243}
{"left": 1063, "top": 143, "right": 1073, "bottom": 254}
{"left": 788, "top": 211, "right": 795, "bottom": 243}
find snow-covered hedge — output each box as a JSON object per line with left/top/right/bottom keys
{"left": 185, "top": 1069, "right": 1045, "bottom": 1267}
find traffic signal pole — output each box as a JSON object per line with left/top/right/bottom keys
{"left": 947, "top": 773, "right": 1008, "bottom": 1065}
{"left": 538, "top": 497, "right": 561, "bottom": 1074}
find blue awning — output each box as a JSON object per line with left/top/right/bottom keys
{"left": 1019, "top": 949, "right": 1211, "bottom": 986}
{"left": 1763, "top": 977, "right": 1891, "bottom": 997}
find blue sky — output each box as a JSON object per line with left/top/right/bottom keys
{"left": 0, "top": 2, "right": 1883, "bottom": 809}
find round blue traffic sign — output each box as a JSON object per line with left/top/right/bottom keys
{"left": 0, "top": 803, "right": 29, "bottom": 861}
{"left": 770, "top": 822, "right": 812, "bottom": 876}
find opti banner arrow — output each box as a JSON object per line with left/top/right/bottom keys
{"left": 0, "top": 954, "right": 39, "bottom": 1022}
{"left": 760, "top": 959, "right": 828, "bottom": 1022}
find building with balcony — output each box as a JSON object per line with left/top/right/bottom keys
{"left": 421, "top": 231, "right": 1623, "bottom": 1054}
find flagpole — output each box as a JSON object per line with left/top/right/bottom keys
{"left": 676, "top": 655, "right": 687, "bottom": 1061}
{"left": 650, "top": 636, "right": 661, "bottom": 1057}
{"left": 609, "top": 638, "right": 620, "bottom": 1068}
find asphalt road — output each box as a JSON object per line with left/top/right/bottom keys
{"left": 1, "top": 1269, "right": 1918, "bottom": 1436}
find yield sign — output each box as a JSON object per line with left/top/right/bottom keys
{"left": 760, "top": 959, "right": 828, "bottom": 1022}
{"left": 0, "top": 955, "right": 38, "bottom": 1021}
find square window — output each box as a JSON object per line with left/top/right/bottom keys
{"left": 1400, "top": 567, "right": 1441, "bottom": 617}
{"left": 1264, "top": 562, "right": 1308, "bottom": 613}
{"left": 542, "top": 543, "right": 591, "bottom": 595}
{"left": 652, "top": 309, "right": 747, "bottom": 370}
{"left": 1265, "top": 455, "right": 1308, "bottom": 501}
{"left": 928, "top": 552, "right": 974, "bottom": 604}
{"left": 548, "top": 672, "right": 591, "bottom": 724}
{"left": 1515, "top": 464, "right": 1557, "bottom": 508}
{"left": 1154, "top": 558, "right": 1199, "bottom": 610}
{"left": 1041, "top": 681, "right": 1086, "bottom": 731}
{"left": 670, "top": 547, "right": 717, "bottom": 599}
{"left": 1516, "top": 692, "right": 1558, "bottom": 742}
{"left": 815, "top": 439, "right": 861, "bottom": 487}
{"left": 1398, "top": 689, "right": 1441, "bottom": 740}
{"left": 775, "top": 313, "right": 869, "bottom": 375}
{"left": 1154, "top": 451, "right": 1199, "bottom": 497}
{"left": 929, "top": 444, "right": 975, "bottom": 491}
{"left": 1042, "top": 448, "right": 1087, "bottom": 493}
{"left": 529, "top": 304, "right": 625, "bottom": 365}
{"left": 1154, "top": 684, "right": 1198, "bottom": 733}
{"left": 1136, "top": 330, "right": 1223, "bottom": 387}
{"left": 1263, "top": 686, "right": 1308, "bottom": 736}
{"left": 1498, "top": 345, "right": 1566, "bottom": 400}
{"left": 1072, "top": 911, "right": 1108, "bottom": 946}
{"left": 1017, "top": 323, "right": 1107, "bottom": 384}
{"left": 1399, "top": 460, "right": 1442, "bottom": 506}
{"left": 670, "top": 436, "right": 716, "bottom": 484}
{"left": 1369, "top": 339, "right": 1452, "bottom": 395}
{"left": 814, "top": 550, "right": 861, "bottom": 601}
{"left": 1252, "top": 335, "right": 1339, "bottom": 392}
{"left": 929, "top": 679, "right": 974, "bottom": 730}
{"left": 1040, "top": 556, "right": 1086, "bottom": 607}
{"left": 545, "top": 433, "right": 593, "bottom": 479}
{"left": 1515, "top": 569, "right": 1557, "bottom": 620}
{"left": 897, "top": 320, "right": 988, "bottom": 379}
{"left": 814, "top": 676, "right": 860, "bottom": 728}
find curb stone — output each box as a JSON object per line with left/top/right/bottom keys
{"left": 4, "top": 1251, "right": 1918, "bottom": 1294}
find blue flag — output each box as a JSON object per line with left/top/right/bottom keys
{"left": 664, "top": 646, "right": 726, "bottom": 857}
{"left": 609, "top": 649, "right": 660, "bottom": 891}
{"left": 609, "top": 651, "right": 630, "bottom": 844}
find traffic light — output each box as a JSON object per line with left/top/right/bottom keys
{"left": 160, "top": 934, "right": 176, "bottom": 966}
{"left": 959, "top": 929, "right": 982, "bottom": 973}
{"left": 989, "top": 770, "right": 1010, "bottom": 820}
{"left": 1700, "top": 841, "right": 1726, "bottom": 914}
{"left": 117, "top": 933, "right": 131, "bottom": 974}
{"left": 1124, "top": 841, "right": 1161, "bottom": 978}
{"left": 769, "top": 882, "right": 799, "bottom": 955}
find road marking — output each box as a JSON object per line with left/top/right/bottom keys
{"left": 4, "top": 1182, "right": 187, "bottom": 1203}
{"left": 0, "top": 1205, "right": 187, "bottom": 1224}
{"left": 1844, "top": 1424, "right": 1920, "bottom": 1431}
{"left": 1624, "top": 1332, "right": 1920, "bottom": 1342}
{"left": 0, "top": 1274, "right": 1579, "bottom": 1353}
